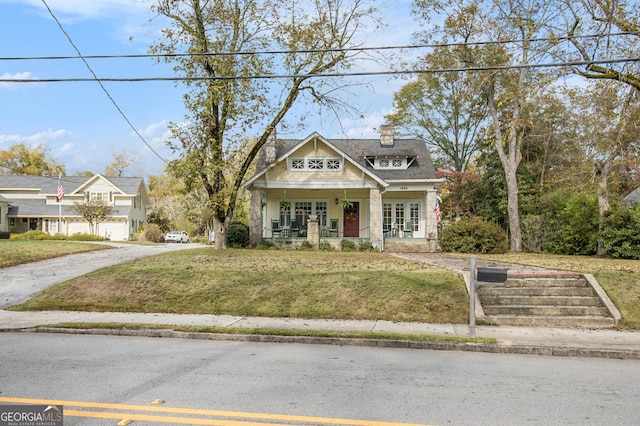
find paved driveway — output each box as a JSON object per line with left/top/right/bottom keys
{"left": 0, "top": 242, "right": 203, "bottom": 309}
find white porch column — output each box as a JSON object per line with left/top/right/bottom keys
{"left": 369, "top": 188, "right": 383, "bottom": 249}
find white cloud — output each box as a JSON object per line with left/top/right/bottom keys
{"left": 4, "top": 0, "right": 149, "bottom": 21}
{"left": 0, "top": 72, "right": 39, "bottom": 90}
{"left": 0, "top": 128, "right": 72, "bottom": 147}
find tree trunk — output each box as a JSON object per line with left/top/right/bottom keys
{"left": 505, "top": 162, "right": 522, "bottom": 252}
{"left": 595, "top": 160, "right": 612, "bottom": 256}
{"left": 486, "top": 84, "right": 523, "bottom": 252}
{"left": 212, "top": 216, "right": 228, "bottom": 250}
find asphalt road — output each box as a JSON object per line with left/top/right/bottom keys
{"left": 1, "top": 333, "right": 640, "bottom": 425}
{"left": 0, "top": 242, "right": 202, "bottom": 309}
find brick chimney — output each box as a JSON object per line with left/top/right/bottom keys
{"left": 265, "top": 130, "right": 277, "bottom": 163}
{"left": 380, "top": 124, "right": 394, "bottom": 146}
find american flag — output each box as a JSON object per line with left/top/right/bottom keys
{"left": 57, "top": 176, "right": 64, "bottom": 202}
{"left": 434, "top": 197, "right": 441, "bottom": 224}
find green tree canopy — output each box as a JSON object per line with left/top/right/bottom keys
{"left": 150, "top": 0, "right": 380, "bottom": 249}
{"left": 0, "top": 143, "right": 65, "bottom": 176}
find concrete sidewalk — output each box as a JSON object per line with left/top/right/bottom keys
{"left": 2, "top": 309, "right": 640, "bottom": 360}
{"left": 2, "top": 246, "right": 639, "bottom": 359}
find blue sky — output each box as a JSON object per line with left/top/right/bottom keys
{"left": 0, "top": 0, "right": 420, "bottom": 177}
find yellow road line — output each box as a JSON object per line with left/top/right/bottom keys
{"left": 64, "top": 409, "right": 293, "bottom": 426}
{"left": 0, "top": 397, "right": 427, "bottom": 426}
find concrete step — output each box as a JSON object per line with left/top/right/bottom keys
{"left": 483, "top": 315, "right": 616, "bottom": 328}
{"left": 480, "top": 295, "right": 603, "bottom": 306}
{"left": 482, "top": 305, "right": 611, "bottom": 316}
{"left": 504, "top": 278, "right": 589, "bottom": 288}
{"left": 479, "top": 287, "right": 596, "bottom": 297}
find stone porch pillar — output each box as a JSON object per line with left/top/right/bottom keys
{"left": 306, "top": 215, "right": 320, "bottom": 248}
{"left": 425, "top": 190, "right": 439, "bottom": 252}
{"left": 249, "top": 188, "right": 264, "bottom": 247}
{"left": 369, "top": 188, "right": 383, "bottom": 249}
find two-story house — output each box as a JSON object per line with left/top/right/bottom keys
{"left": 0, "top": 174, "right": 148, "bottom": 241}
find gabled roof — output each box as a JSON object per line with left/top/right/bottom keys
{"left": 246, "top": 132, "right": 438, "bottom": 187}
{"left": 6, "top": 199, "right": 131, "bottom": 218}
{"left": 0, "top": 174, "right": 146, "bottom": 198}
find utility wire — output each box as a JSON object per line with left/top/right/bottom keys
{"left": 40, "top": 0, "right": 169, "bottom": 166}
{"left": 3, "top": 56, "right": 639, "bottom": 83}
{"left": 1, "top": 31, "right": 637, "bottom": 62}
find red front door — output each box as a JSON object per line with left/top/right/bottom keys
{"left": 343, "top": 202, "right": 359, "bottom": 237}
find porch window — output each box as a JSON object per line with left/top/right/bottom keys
{"left": 395, "top": 204, "right": 405, "bottom": 228}
{"left": 279, "top": 204, "right": 291, "bottom": 226}
{"left": 383, "top": 201, "right": 421, "bottom": 235}
{"left": 383, "top": 203, "right": 392, "bottom": 233}
{"left": 314, "top": 202, "right": 327, "bottom": 227}
{"left": 409, "top": 203, "right": 419, "bottom": 231}
{"left": 295, "top": 202, "right": 312, "bottom": 227}
{"left": 278, "top": 201, "right": 327, "bottom": 228}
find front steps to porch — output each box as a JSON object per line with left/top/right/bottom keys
{"left": 477, "top": 273, "right": 621, "bottom": 328}
{"left": 383, "top": 239, "right": 435, "bottom": 253}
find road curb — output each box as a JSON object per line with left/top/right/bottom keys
{"left": 19, "top": 326, "right": 640, "bottom": 361}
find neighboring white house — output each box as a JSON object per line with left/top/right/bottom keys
{"left": 0, "top": 174, "right": 148, "bottom": 241}
{"left": 243, "top": 125, "right": 443, "bottom": 251}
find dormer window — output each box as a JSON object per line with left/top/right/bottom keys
{"left": 365, "top": 156, "right": 415, "bottom": 170}
{"left": 288, "top": 157, "right": 343, "bottom": 172}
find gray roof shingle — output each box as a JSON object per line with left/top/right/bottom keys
{"left": 256, "top": 136, "right": 437, "bottom": 182}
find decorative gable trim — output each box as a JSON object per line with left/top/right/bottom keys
{"left": 244, "top": 132, "right": 389, "bottom": 189}
{"left": 72, "top": 174, "right": 124, "bottom": 195}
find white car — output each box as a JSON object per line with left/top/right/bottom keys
{"left": 164, "top": 231, "right": 190, "bottom": 243}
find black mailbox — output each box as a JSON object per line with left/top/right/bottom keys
{"left": 476, "top": 267, "right": 507, "bottom": 283}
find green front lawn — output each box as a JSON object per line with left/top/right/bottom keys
{"left": 0, "top": 240, "right": 111, "bottom": 268}
{"left": 12, "top": 249, "right": 469, "bottom": 324}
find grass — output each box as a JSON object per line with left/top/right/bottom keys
{"left": 11, "top": 249, "right": 469, "bottom": 324}
{"left": 46, "top": 322, "right": 497, "bottom": 344}
{"left": 467, "top": 253, "right": 640, "bottom": 329}
{"left": 0, "top": 240, "right": 111, "bottom": 268}
{"left": 7, "top": 244, "right": 640, "bottom": 330}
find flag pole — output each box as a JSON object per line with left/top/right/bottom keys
{"left": 57, "top": 175, "right": 63, "bottom": 235}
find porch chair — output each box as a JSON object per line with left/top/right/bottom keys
{"left": 271, "top": 219, "right": 282, "bottom": 238}
{"left": 290, "top": 219, "right": 300, "bottom": 237}
{"left": 404, "top": 221, "right": 413, "bottom": 238}
{"left": 328, "top": 218, "right": 339, "bottom": 237}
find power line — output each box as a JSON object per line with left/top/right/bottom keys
{"left": 40, "top": 0, "right": 169, "bottom": 166}
{"left": 1, "top": 31, "right": 637, "bottom": 62}
{"left": 3, "top": 56, "right": 639, "bottom": 83}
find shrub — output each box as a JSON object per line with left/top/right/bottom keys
{"left": 140, "top": 223, "right": 163, "bottom": 243}
{"left": 226, "top": 222, "right": 250, "bottom": 248}
{"left": 340, "top": 239, "right": 356, "bottom": 252}
{"left": 440, "top": 217, "right": 508, "bottom": 254}
{"left": 542, "top": 193, "right": 599, "bottom": 255}
{"left": 357, "top": 241, "right": 374, "bottom": 251}
{"left": 10, "top": 230, "right": 50, "bottom": 240}
{"left": 299, "top": 240, "right": 314, "bottom": 250}
{"left": 601, "top": 205, "right": 640, "bottom": 259}
{"left": 67, "top": 233, "right": 106, "bottom": 241}
{"left": 319, "top": 240, "right": 333, "bottom": 251}
{"left": 256, "top": 239, "right": 276, "bottom": 249}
